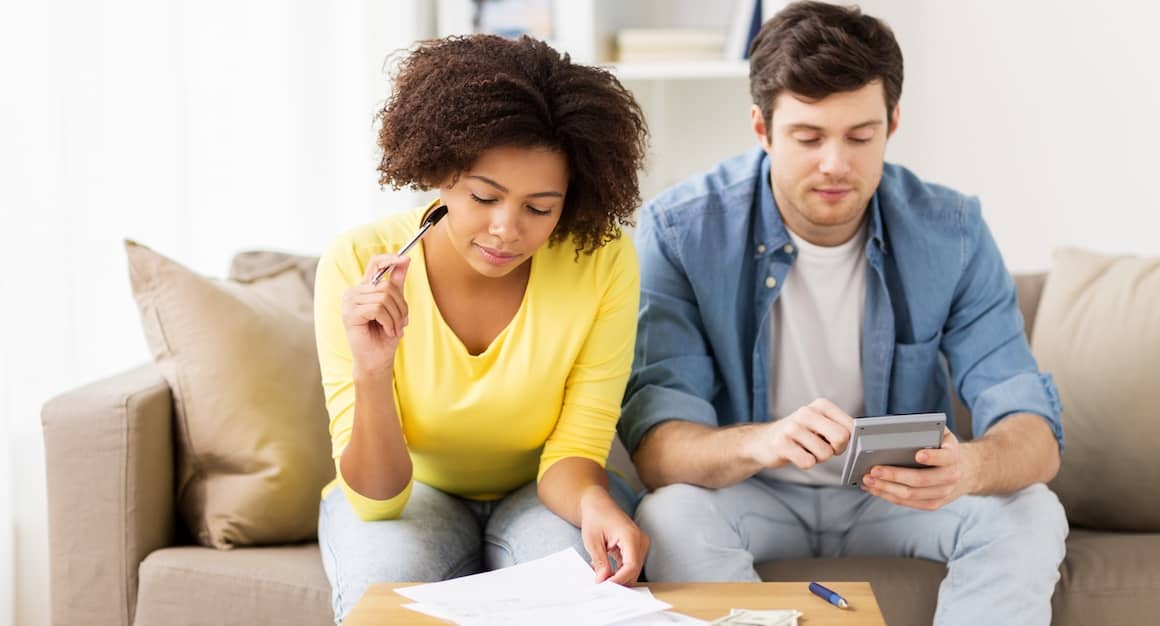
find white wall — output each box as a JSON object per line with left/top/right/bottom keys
{"left": 1, "top": 1, "right": 431, "bottom": 625}
{"left": 864, "top": 1, "right": 1160, "bottom": 270}
{"left": 635, "top": 1, "right": 1160, "bottom": 272}
{"left": 4, "top": 2, "right": 1160, "bottom": 626}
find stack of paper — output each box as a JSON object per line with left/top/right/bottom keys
{"left": 709, "top": 608, "right": 801, "bottom": 626}
{"left": 397, "top": 548, "right": 706, "bottom": 625}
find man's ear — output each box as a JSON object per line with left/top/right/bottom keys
{"left": 750, "top": 104, "right": 773, "bottom": 151}
{"left": 887, "top": 104, "right": 901, "bottom": 138}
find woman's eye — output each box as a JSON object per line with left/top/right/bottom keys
{"left": 527, "top": 206, "right": 551, "bottom": 216}
{"left": 470, "top": 193, "right": 497, "bottom": 204}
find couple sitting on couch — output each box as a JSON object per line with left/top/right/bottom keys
{"left": 314, "top": 4, "right": 1067, "bottom": 625}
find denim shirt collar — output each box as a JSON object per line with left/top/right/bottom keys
{"left": 751, "top": 150, "right": 889, "bottom": 257}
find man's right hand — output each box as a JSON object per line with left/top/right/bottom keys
{"left": 342, "top": 254, "right": 411, "bottom": 373}
{"left": 745, "top": 398, "right": 854, "bottom": 470}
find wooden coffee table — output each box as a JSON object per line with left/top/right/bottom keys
{"left": 345, "top": 581, "right": 885, "bottom": 625}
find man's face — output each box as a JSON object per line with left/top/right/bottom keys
{"left": 752, "top": 81, "right": 898, "bottom": 246}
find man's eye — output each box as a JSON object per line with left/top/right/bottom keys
{"left": 848, "top": 136, "right": 873, "bottom": 144}
{"left": 795, "top": 137, "right": 820, "bottom": 145}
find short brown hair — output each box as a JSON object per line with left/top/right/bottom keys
{"left": 749, "top": 1, "right": 903, "bottom": 131}
{"left": 376, "top": 35, "right": 648, "bottom": 255}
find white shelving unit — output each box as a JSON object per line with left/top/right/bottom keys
{"left": 608, "top": 60, "right": 749, "bottom": 82}
{"left": 435, "top": 0, "right": 769, "bottom": 199}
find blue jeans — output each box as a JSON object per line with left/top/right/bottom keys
{"left": 635, "top": 479, "right": 1068, "bottom": 626}
{"left": 318, "top": 473, "right": 638, "bottom": 624}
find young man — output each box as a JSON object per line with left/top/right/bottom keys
{"left": 619, "top": 2, "right": 1067, "bottom": 624}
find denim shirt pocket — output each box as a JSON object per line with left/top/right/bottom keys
{"left": 888, "top": 332, "right": 948, "bottom": 414}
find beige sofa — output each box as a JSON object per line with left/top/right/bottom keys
{"left": 43, "top": 249, "right": 1160, "bottom": 626}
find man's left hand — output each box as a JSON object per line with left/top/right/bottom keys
{"left": 862, "top": 428, "right": 978, "bottom": 511}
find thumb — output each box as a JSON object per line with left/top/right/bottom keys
{"left": 389, "top": 256, "right": 410, "bottom": 288}
{"left": 582, "top": 528, "right": 612, "bottom": 582}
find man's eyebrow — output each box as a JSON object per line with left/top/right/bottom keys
{"left": 467, "top": 175, "right": 564, "bottom": 198}
{"left": 785, "top": 120, "right": 884, "bottom": 132}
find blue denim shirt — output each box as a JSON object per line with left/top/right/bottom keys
{"left": 619, "top": 147, "right": 1063, "bottom": 455}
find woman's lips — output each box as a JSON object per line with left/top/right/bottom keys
{"left": 475, "top": 243, "right": 520, "bottom": 265}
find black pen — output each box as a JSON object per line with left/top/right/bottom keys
{"left": 371, "top": 205, "right": 448, "bottom": 285}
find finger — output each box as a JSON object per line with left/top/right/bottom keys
{"left": 353, "top": 303, "right": 398, "bottom": 337}
{"left": 864, "top": 473, "right": 955, "bottom": 501}
{"left": 809, "top": 415, "right": 852, "bottom": 454}
{"left": 607, "top": 538, "right": 644, "bottom": 585}
{"left": 384, "top": 286, "right": 410, "bottom": 328}
{"left": 864, "top": 485, "right": 940, "bottom": 511}
{"left": 362, "top": 254, "right": 403, "bottom": 283}
{"left": 388, "top": 256, "right": 410, "bottom": 289}
{"left": 784, "top": 443, "right": 818, "bottom": 470}
{"left": 582, "top": 530, "right": 612, "bottom": 583}
{"left": 809, "top": 398, "right": 855, "bottom": 430}
{"left": 869, "top": 464, "right": 958, "bottom": 489}
{"left": 790, "top": 426, "right": 835, "bottom": 464}
{"left": 916, "top": 445, "right": 957, "bottom": 467}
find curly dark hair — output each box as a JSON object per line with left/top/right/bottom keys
{"left": 376, "top": 35, "right": 649, "bottom": 254}
{"left": 750, "top": 1, "right": 903, "bottom": 133}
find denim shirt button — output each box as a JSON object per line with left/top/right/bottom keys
{"left": 757, "top": 244, "right": 766, "bottom": 254}
{"left": 784, "top": 244, "right": 794, "bottom": 254}
{"left": 765, "top": 276, "right": 777, "bottom": 289}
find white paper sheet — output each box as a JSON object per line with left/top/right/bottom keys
{"left": 396, "top": 548, "right": 671, "bottom": 625}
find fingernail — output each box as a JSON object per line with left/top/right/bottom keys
{"left": 864, "top": 476, "right": 875, "bottom": 485}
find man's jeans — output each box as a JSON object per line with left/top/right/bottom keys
{"left": 636, "top": 479, "right": 1068, "bottom": 626}
{"left": 319, "top": 473, "right": 638, "bottom": 623}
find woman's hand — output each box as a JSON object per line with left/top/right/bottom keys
{"left": 341, "top": 254, "right": 410, "bottom": 372}
{"left": 579, "top": 487, "right": 650, "bottom": 585}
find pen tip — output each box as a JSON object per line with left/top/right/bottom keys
{"left": 838, "top": 599, "right": 850, "bottom": 609}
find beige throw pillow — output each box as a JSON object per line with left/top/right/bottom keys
{"left": 1032, "top": 247, "right": 1160, "bottom": 531}
{"left": 125, "top": 240, "right": 333, "bottom": 548}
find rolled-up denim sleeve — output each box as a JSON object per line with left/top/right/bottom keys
{"left": 941, "top": 198, "right": 1063, "bottom": 451}
{"left": 618, "top": 205, "right": 720, "bottom": 455}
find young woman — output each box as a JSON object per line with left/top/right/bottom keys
{"left": 313, "top": 35, "right": 649, "bottom": 622}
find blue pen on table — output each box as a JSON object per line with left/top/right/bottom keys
{"left": 808, "top": 582, "right": 850, "bottom": 609}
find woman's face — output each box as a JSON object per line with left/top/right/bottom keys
{"left": 438, "top": 145, "right": 568, "bottom": 279}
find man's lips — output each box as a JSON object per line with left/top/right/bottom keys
{"left": 815, "top": 187, "right": 853, "bottom": 200}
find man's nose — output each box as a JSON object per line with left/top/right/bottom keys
{"left": 819, "top": 142, "right": 852, "bottom": 179}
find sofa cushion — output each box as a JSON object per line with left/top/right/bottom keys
{"left": 1053, "top": 530, "right": 1160, "bottom": 626}
{"left": 134, "top": 544, "right": 332, "bottom": 626}
{"left": 125, "top": 241, "right": 333, "bottom": 548}
{"left": 1031, "top": 248, "right": 1160, "bottom": 531}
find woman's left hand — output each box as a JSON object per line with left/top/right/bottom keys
{"left": 578, "top": 488, "right": 650, "bottom": 585}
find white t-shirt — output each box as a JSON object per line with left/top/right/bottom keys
{"left": 761, "top": 223, "right": 868, "bottom": 486}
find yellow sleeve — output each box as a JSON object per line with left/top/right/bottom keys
{"left": 314, "top": 235, "right": 413, "bottom": 521}
{"left": 537, "top": 237, "right": 641, "bottom": 480}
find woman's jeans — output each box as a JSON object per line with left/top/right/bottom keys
{"left": 318, "top": 472, "right": 638, "bottom": 623}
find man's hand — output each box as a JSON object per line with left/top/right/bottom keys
{"left": 862, "top": 428, "right": 980, "bottom": 511}
{"left": 579, "top": 488, "right": 650, "bottom": 585}
{"left": 745, "top": 398, "right": 855, "bottom": 471}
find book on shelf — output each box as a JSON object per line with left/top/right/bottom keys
{"left": 725, "top": 0, "right": 787, "bottom": 60}
{"left": 615, "top": 28, "right": 725, "bottom": 64}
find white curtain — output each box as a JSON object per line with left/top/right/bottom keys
{"left": 0, "top": 1, "right": 431, "bottom": 624}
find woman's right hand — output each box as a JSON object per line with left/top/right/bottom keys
{"left": 341, "top": 254, "right": 411, "bottom": 373}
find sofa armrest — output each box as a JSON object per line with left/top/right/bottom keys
{"left": 42, "top": 363, "right": 176, "bottom": 626}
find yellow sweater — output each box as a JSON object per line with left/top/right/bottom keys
{"left": 314, "top": 202, "right": 639, "bottom": 520}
